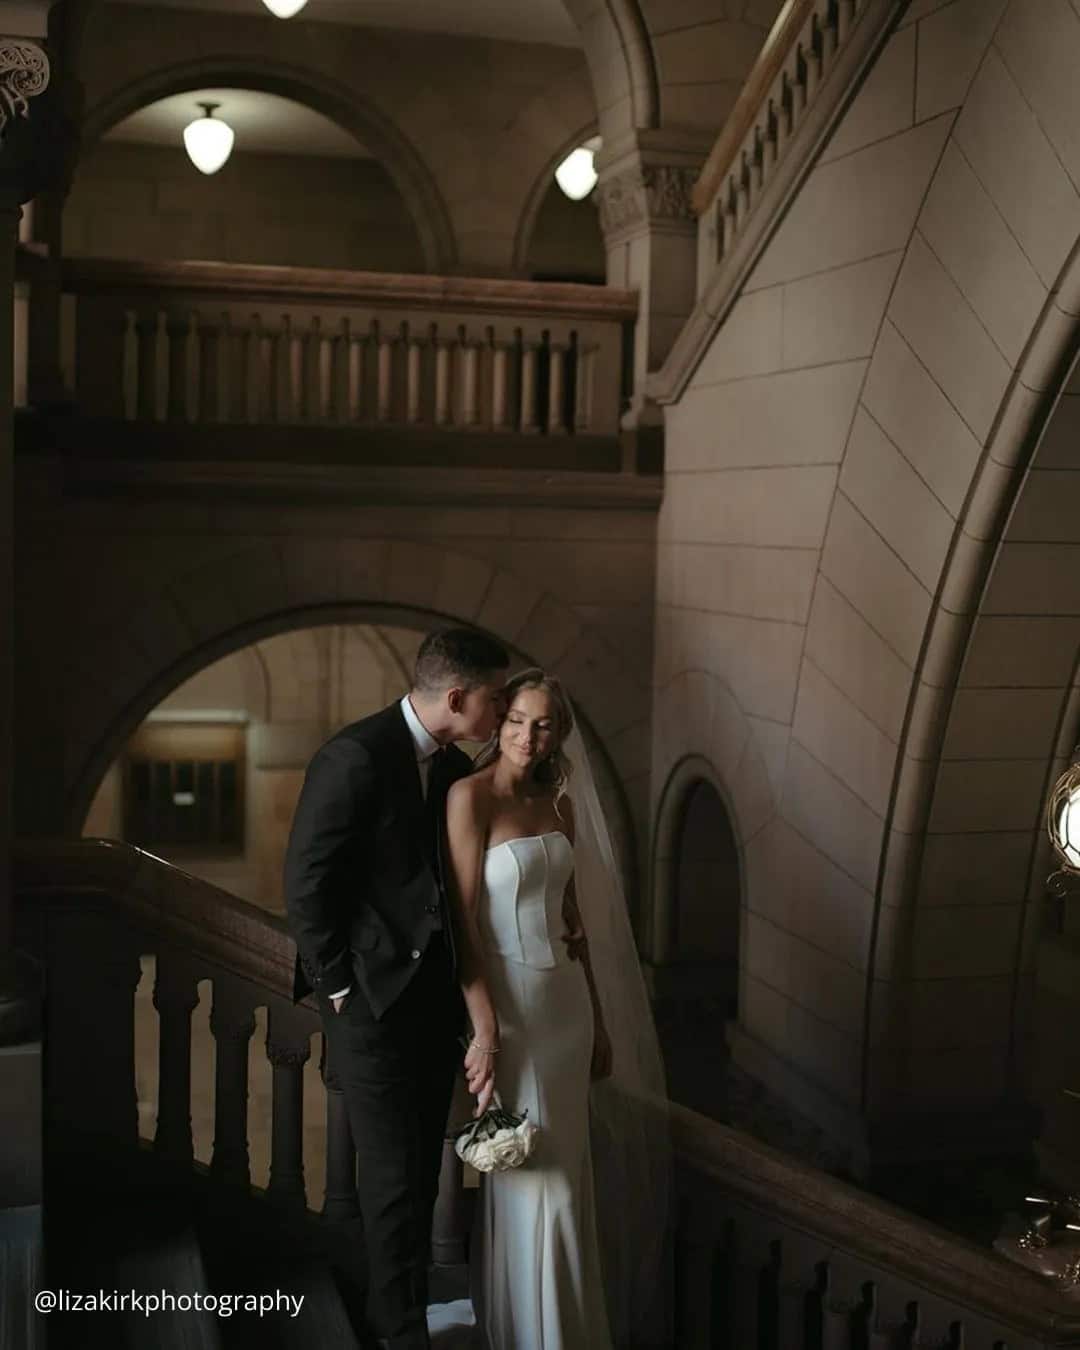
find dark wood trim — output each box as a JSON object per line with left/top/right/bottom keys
{"left": 60, "top": 256, "right": 639, "bottom": 323}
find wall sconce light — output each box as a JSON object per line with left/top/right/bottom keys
{"left": 1047, "top": 749, "right": 1080, "bottom": 897}
{"left": 261, "top": 0, "right": 309, "bottom": 16}
{"left": 182, "top": 101, "right": 235, "bottom": 175}
{"left": 555, "top": 142, "right": 600, "bottom": 201}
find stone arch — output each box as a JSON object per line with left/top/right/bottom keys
{"left": 560, "top": 0, "right": 658, "bottom": 143}
{"left": 79, "top": 57, "right": 458, "bottom": 273}
{"left": 862, "top": 251, "right": 1080, "bottom": 1118}
{"left": 649, "top": 669, "right": 774, "bottom": 956}
{"left": 58, "top": 538, "right": 643, "bottom": 894}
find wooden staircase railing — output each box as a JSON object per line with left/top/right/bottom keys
{"left": 16, "top": 839, "right": 1080, "bottom": 1347}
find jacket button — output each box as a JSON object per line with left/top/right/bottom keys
{"left": 411, "top": 949, "right": 421, "bottom": 960}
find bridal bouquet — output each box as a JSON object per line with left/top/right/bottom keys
{"left": 449, "top": 1092, "right": 538, "bottom": 1173}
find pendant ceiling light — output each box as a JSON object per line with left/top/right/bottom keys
{"left": 183, "top": 102, "right": 235, "bottom": 175}
{"left": 555, "top": 145, "right": 598, "bottom": 201}
{"left": 261, "top": 0, "right": 309, "bottom": 16}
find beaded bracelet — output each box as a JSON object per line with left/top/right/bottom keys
{"left": 469, "top": 1039, "right": 501, "bottom": 1055}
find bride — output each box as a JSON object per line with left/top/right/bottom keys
{"left": 444, "top": 669, "right": 670, "bottom": 1350}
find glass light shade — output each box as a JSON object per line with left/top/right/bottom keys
{"left": 555, "top": 146, "right": 598, "bottom": 201}
{"left": 262, "top": 0, "right": 309, "bottom": 16}
{"left": 183, "top": 112, "right": 235, "bottom": 175}
{"left": 1048, "top": 759, "right": 1080, "bottom": 872}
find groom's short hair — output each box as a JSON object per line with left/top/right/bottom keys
{"left": 413, "top": 628, "right": 509, "bottom": 693}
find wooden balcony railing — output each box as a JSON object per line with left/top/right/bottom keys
{"left": 58, "top": 259, "right": 636, "bottom": 451}
{"left": 16, "top": 840, "right": 1080, "bottom": 1348}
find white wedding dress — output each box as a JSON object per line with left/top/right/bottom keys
{"left": 470, "top": 830, "right": 614, "bottom": 1350}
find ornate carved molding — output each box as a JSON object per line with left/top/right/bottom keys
{"left": 0, "top": 40, "right": 49, "bottom": 138}
{"left": 595, "top": 165, "right": 697, "bottom": 239}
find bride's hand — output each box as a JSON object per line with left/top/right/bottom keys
{"left": 591, "top": 1022, "right": 613, "bottom": 1080}
{"left": 561, "top": 925, "right": 587, "bottom": 962}
{"left": 464, "top": 1039, "right": 498, "bottom": 1115}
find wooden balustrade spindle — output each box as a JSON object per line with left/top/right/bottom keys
{"left": 461, "top": 340, "right": 481, "bottom": 427}
{"left": 675, "top": 1233, "right": 715, "bottom": 1350}
{"left": 198, "top": 314, "right": 222, "bottom": 422}
{"left": 301, "top": 316, "right": 321, "bottom": 422}
{"left": 822, "top": 2, "right": 839, "bottom": 59}
{"left": 735, "top": 154, "right": 750, "bottom": 228}
{"left": 152, "top": 953, "right": 201, "bottom": 1166}
{"left": 376, "top": 325, "right": 393, "bottom": 422}
{"left": 266, "top": 1008, "right": 312, "bottom": 1213}
{"left": 405, "top": 336, "right": 423, "bottom": 423}
{"left": 434, "top": 338, "right": 453, "bottom": 426}
{"left": 134, "top": 310, "right": 159, "bottom": 422}
{"left": 791, "top": 49, "right": 808, "bottom": 119}
{"left": 165, "top": 313, "right": 190, "bottom": 422}
{"left": 208, "top": 982, "right": 257, "bottom": 1187}
{"left": 573, "top": 344, "right": 595, "bottom": 433}
{"left": 547, "top": 342, "right": 567, "bottom": 434}
{"left": 807, "top": 19, "right": 823, "bottom": 96}
{"left": 764, "top": 101, "right": 778, "bottom": 173}
{"left": 346, "top": 324, "right": 363, "bottom": 421}
{"left": 491, "top": 342, "right": 511, "bottom": 430}
{"left": 519, "top": 341, "right": 540, "bottom": 433}
{"left": 75, "top": 295, "right": 129, "bottom": 418}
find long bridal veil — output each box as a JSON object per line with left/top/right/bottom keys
{"left": 566, "top": 724, "right": 672, "bottom": 1349}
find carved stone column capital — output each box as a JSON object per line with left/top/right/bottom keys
{"left": 0, "top": 38, "right": 49, "bottom": 139}
{"left": 596, "top": 164, "right": 698, "bottom": 241}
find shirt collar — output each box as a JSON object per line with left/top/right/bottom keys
{"left": 399, "top": 693, "right": 440, "bottom": 762}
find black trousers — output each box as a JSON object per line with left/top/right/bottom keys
{"left": 320, "top": 935, "right": 462, "bottom": 1349}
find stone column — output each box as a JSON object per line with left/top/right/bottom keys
{"left": 0, "top": 12, "right": 54, "bottom": 1218}
{"left": 595, "top": 129, "right": 712, "bottom": 464}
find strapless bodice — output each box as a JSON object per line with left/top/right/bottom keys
{"left": 480, "top": 831, "right": 574, "bottom": 971}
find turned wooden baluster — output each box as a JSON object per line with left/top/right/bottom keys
{"left": 226, "top": 316, "right": 251, "bottom": 423}
{"left": 491, "top": 341, "right": 513, "bottom": 430}
{"left": 320, "top": 1035, "right": 359, "bottom": 1222}
{"left": 165, "top": 312, "right": 190, "bottom": 422}
{"left": 460, "top": 337, "right": 481, "bottom": 428}
{"left": 197, "top": 313, "right": 222, "bottom": 421}
{"left": 152, "top": 951, "right": 201, "bottom": 1166}
{"left": 266, "top": 1005, "right": 312, "bottom": 1213}
{"left": 573, "top": 344, "right": 596, "bottom": 433}
{"left": 375, "top": 322, "right": 393, "bottom": 422}
{"left": 208, "top": 981, "right": 257, "bottom": 1186}
{"left": 405, "top": 333, "right": 424, "bottom": 424}
{"left": 434, "top": 336, "right": 453, "bottom": 426}
{"left": 301, "top": 316, "right": 322, "bottom": 422}
{"left": 346, "top": 321, "right": 364, "bottom": 421}
{"left": 547, "top": 340, "right": 567, "bottom": 435}
{"left": 519, "top": 340, "right": 540, "bottom": 433}
{"left": 133, "top": 308, "right": 160, "bottom": 421}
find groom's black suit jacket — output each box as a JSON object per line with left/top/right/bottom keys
{"left": 284, "top": 701, "right": 473, "bottom": 1019}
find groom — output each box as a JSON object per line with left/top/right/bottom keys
{"left": 285, "top": 628, "right": 509, "bottom": 1350}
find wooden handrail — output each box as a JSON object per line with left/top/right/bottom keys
{"left": 14, "top": 838, "right": 297, "bottom": 1000}
{"left": 60, "top": 256, "right": 639, "bottom": 324}
{"left": 692, "top": 0, "right": 813, "bottom": 216}
{"left": 671, "top": 1102, "right": 1080, "bottom": 1340}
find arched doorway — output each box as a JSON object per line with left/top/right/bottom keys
{"left": 652, "top": 757, "right": 743, "bottom": 1118}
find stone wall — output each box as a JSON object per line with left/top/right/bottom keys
{"left": 655, "top": 0, "right": 1080, "bottom": 1164}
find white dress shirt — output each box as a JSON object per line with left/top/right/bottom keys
{"left": 330, "top": 695, "right": 441, "bottom": 1002}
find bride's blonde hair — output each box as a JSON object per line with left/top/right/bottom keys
{"left": 473, "top": 668, "right": 575, "bottom": 811}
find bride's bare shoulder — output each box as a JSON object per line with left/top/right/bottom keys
{"left": 447, "top": 762, "right": 496, "bottom": 811}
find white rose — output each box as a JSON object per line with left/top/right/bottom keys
{"left": 487, "top": 1128, "right": 526, "bottom": 1169}
{"left": 463, "top": 1137, "right": 497, "bottom": 1171}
